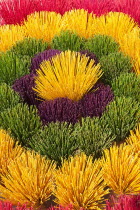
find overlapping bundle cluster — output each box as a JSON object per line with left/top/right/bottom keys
{"left": 0, "top": 0, "right": 140, "bottom": 209}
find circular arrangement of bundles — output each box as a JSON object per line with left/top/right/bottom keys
{"left": 0, "top": 0, "right": 140, "bottom": 209}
